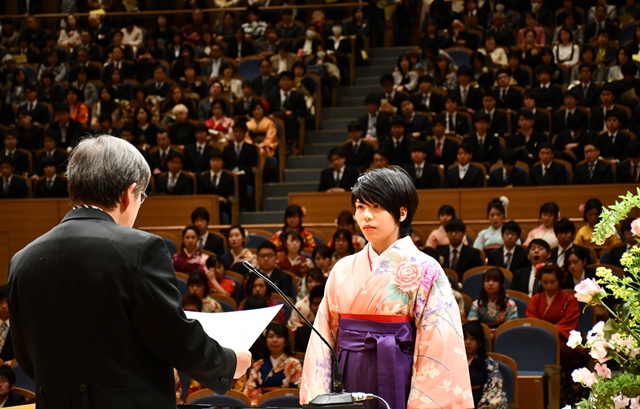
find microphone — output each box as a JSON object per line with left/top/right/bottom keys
{"left": 242, "top": 261, "right": 360, "bottom": 407}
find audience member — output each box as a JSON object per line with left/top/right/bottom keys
{"left": 552, "top": 90, "right": 586, "bottom": 136}
{"left": 220, "top": 225, "right": 257, "bottom": 275}
{"left": 466, "top": 112, "right": 501, "bottom": 166}
{"left": 468, "top": 268, "right": 518, "bottom": 328}
{"left": 425, "top": 205, "right": 468, "bottom": 249}
{"left": 563, "top": 246, "right": 597, "bottom": 290}
{"left": 191, "top": 207, "right": 226, "bottom": 256}
{"left": 358, "top": 94, "right": 390, "bottom": 141}
{"left": 33, "top": 133, "right": 67, "bottom": 176}
{"left": 553, "top": 114, "right": 593, "bottom": 165}
{"left": 403, "top": 142, "right": 441, "bottom": 189}
{"left": 596, "top": 111, "right": 631, "bottom": 162}
{"left": 311, "top": 245, "right": 333, "bottom": 277}
{"left": 173, "top": 225, "right": 209, "bottom": 274}
{"left": 488, "top": 149, "right": 528, "bottom": 187}
{"left": 1, "top": 132, "right": 29, "bottom": 176}
{"left": 444, "top": 143, "right": 484, "bottom": 188}
{"left": 379, "top": 119, "right": 412, "bottom": 166}
{"left": 292, "top": 283, "right": 325, "bottom": 351}
{"left": 442, "top": 95, "right": 470, "bottom": 138}
{"left": 33, "top": 157, "right": 68, "bottom": 198}
{"left": 196, "top": 151, "right": 233, "bottom": 224}
{"left": 187, "top": 270, "right": 223, "bottom": 313}
{"left": 616, "top": 141, "right": 640, "bottom": 184}
{"left": 474, "top": 198, "right": 508, "bottom": 253}
{"left": 254, "top": 241, "right": 294, "bottom": 300}
{"left": 510, "top": 239, "right": 550, "bottom": 296}
{"left": 487, "top": 221, "right": 529, "bottom": 272}
{"left": 223, "top": 121, "right": 259, "bottom": 210}
{"left": 572, "top": 141, "right": 615, "bottom": 185}
{"left": 573, "top": 62, "right": 602, "bottom": 109}
{"left": 169, "top": 104, "right": 197, "bottom": 146}
{"left": 156, "top": 152, "right": 195, "bottom": 195}
{"left": 0, "top": 365, "right": 28, "bottom": 406}
{"left": 575, "top": 198, "right": 621, "bottom": 248}
{"left": 204, "top": 99, "right": 234, "bottom": 143}
{"left": 505, "top": 109, "right": 545, "bottom": 167}
{"left": 342, "top": 121, "right": 373, "bottom": 173}
{"left": 437, "top": 218, "right": 484, "bottom": 282}
{"left": 277, "top": 231, "right": 314, "bottom": 277}
{"left": 329, "top": 229, "right": 355, "bottom": 263}
{"left": 267, "top": 71, "right": 307, "bottom": 150}
{"left": 524, "top": 201, "right": 560, "bottom": 247}
{"left": 529, "top": 142, "right": 568, "bottom": 186}
{"left": 550, "top": 218, "right": 588, "bottom": 270}
{"left": 318, "top": 147, "right": 359, "bottom": 193}
{"left": 270, "top": 205, "right": 317, "bottom": 255}
{"left": 426, "top": 117, "right": 458, "bottom": 168}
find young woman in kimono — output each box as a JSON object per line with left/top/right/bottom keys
{"left": 300, "top": 166, "right": 474, "bottom": 409}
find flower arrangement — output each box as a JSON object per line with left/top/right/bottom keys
{"left": 565, "top": 188, "right": 640, "bottom": 408}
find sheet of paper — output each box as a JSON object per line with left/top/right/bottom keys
{"left": 185, "top": 305, "right": 282, "bottom": 350}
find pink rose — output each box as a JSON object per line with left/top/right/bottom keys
{"left": 574, "top": 278, "right": 605, "bottom": 305}
{"left": 394, "top": 262, "right": 422, "bottom": 292}
{"left": 631, "top": 218, "right": 640, "bottom": 236}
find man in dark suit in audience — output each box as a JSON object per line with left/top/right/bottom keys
{"left": 15, "top": 110, "right": 45, "bottom": 153}
{"left": 0, "top": 157, "right": 29, "bottom": 199}
{"left": 590, "top": 85, "right": 629, "bottom": 133}
{"left": 256, "top": 241, "right": 294, "bottom": 299}
{"left": 1, "top": 132, "right": 30, "bottom": 176}
{"left": 534, "top": 65, "right": 564, "bottom": 111}
{"left": 184, "top": 125, "right": 217, "bottom": 173}
{"left": 266, "top": 71, "right": 307, "bottom": 150}
{"left": 585, "top": 6, "right": 618, "bottom": 42}
{"left": 487, "top": 221, "right": 530, "bottom": 273}
{"left": 529, "top": 142, "right": 569, "bottom": 186}
{"left": 574, "top": 63, "right": 602, "bottom": 109}
{"left": 426, "top": 117, "right": 459, "bottom": 168}
{"left": 603, "top": 218, "right": 637, "bottom": 270}
{"left": 616, "top": 141, "right": 640, "bottom": 184}
{"left": 553, "top": 114, "right": 593, "bottom": 165}
{"left": 33, "top": 157, "right": 68, "bottom": 198}
{"left": 379, "top": 119, "right": 412, "bottom": 166}
{"left": 551, "top": 218, "right": 593, "bottom": 269}
{"left": 197, "top": 152, "right": 235, "bottom": 224}
{"left": 252, "top": 58, "right": 279, "bottom": 98}
{"left": 523, "top": 91, "right": 551, "bottom": 135}
{"left": 102, "top": 46, "right": 134, "bottom": 81}
{"left": 155, "top": 152, "right": 195, "bottom": 195}
{"left": 437, "top": 218, "right": 484, "bottom": 282}
{"left": 317, "top": 147, "right": 360, "bottom": 192}
{"left": 487, "top": 149, "right": 528, "bottom": 187}
{"left": 50, "top": 104, "right": 82, "bottom": 150}
{"left": 148, "top": 131, "right": 180, "bottom": 177}
{"left": 451, "top": 65, "right": 483, "bottom": 112}
{"left": 479, "top": 91, "right": 508, "bottom": 137}
{"left": 21, "top": 85, "right": 51, "bottom": 127}
{"left": 444, "top": 143, "right": 484, "bottom": 188}
{"left": 505, "top": 109, "right": 546, "bottom": 167}
{"left": 465, "top": 113, "right": 501, "bottom": 167}
{"left": 403, "top": 142, "right": 441, "bottom": 189}
{"left": 495, "top": 69, "right": 524, "bottom": 111}
{"left": 442, "top": 96, "right": 470, "bottom": 138}
{"left": 572, "top": 140, "right": 614, "bottom": 185}
{"left": 146, "top": 65, "right": 173, "bottom": 98}
{"left": 552, "top": 90, "right": 588, "bottom": 135}
{"left": 397, "top": 97, "right": 430, "bottom": 141}
{"left": 69, "top": 48, "right": 102, "bottom": 82}
{"left": 358, "top": 94, "right": 391, "bottom": 140}
{"left": 510, "top": 239, "right": 550, "bottom": 296}
{"left": 223, "top": 122, "right": 259, "bottom": 211}
{"left": 412, "top": 75, "right": 445, "bottom": 115}
{"left": 233, "top": 82, "right": 259, "bottom": 118}
{"left": 33, "top": 133, "right": 68, "bottom": 176}
{"left": 191, "top": 207, "right": 227, "bottom": 255}
{"left": 0, "top": 286, "right": 14, "bottom": 363}
{"left": 342, "top": 121, "right": 374, "bottom": 172}
{"left": 378, "top": 74, "right": 406, "bottom": 115}
{"left": 596, "top": 111, "right": 631, "bottom": 162}
{"left": 168, "top": 105, "right": 197, "bottom": 147}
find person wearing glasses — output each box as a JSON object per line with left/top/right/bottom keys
{"left": 7, "top": 135, "right": 251, "bottom": 408}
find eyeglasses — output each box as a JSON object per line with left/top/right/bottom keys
{"left": 140, "top": 192, "right": 147, "bottom": 204}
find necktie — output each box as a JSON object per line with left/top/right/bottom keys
{"left": 435, "top": 141, "right": 442, "bottom": 157}
{"left": 197, "top": 238, "right": 204, "bottom": 249}
{"left": 500, "top": 88, "right": 505, "bottom": 102}
{"left": 3, "top": 178, "right": 9, "bottom": 194}
{"left": 583, "top": 85, "right": 588, "bottom": 99}
{"left": 244, "top": 99, "right": 250, "bottom": 111}
{"left": 168, "top": 175, "right": 176, "bottom": 190}
{"left": 462, "top": 87, "right": 468, "bottom": 105}
{"left": 353, "top": 143, "right": 359, "bottom": 154}
{"left": 557, "top": 249, "right": 564, "bottom": 268}
{"left": 633, "top": 164, "right": 639, "bottom": 182}
{"left": 478, "top": 137, "right": 484, "bottom": 147}
{"left": 160, "top": 151, "right": 166, "bottom": 165}
{"left": 589, "top": 162, "right": 595, "bottom": 179}
{"left": 448, "top": 115, "right": 455, "bottom": 132}
{"left": 198, "top": 146, "right": 203, "bottom": 157}
{"left": 47, "top": 179, "right": 53, "bottom": 190}
{"left": 542, "top": 165, "right": 547, "bottom": 177}
{"left": 423, "top": 96, "right": 429, "bottom": 109}
{"left": 416, "top": 165, "right": 423, "bottom": 179}
{"left": 211, "top": 173, "right": 218, "bottom": 187}
{"left": 156, "top": 83, "right": 161, "bottom": 90}
{"left": 0, "top": 322, "right": 7, "bottom": 351}
{"left": 451, "top": 249, "right": 458, "bottom": 270}
{"left": 406, "top": 116, "right": 411, "bottom": 124}
{"left": 235, "top": 143, "right": 241, "bottom": 157}
{"left": 505, "top": 251, "right": 512, "bottom": 270}
{"left": 28, "top": 103, "right": 33, "bottom": 111}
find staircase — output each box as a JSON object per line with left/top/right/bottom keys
{"left": 240, "top": 46, "right": 416, "bottom": 225}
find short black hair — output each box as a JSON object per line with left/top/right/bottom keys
{"left": 278, "top": 70, "right": 294, "bottom": 81}
{"left": 166, "top": 151, "right": 183, "bottom": 163}
{"left": 538, "top": 140, "right": 553, "bottom": 151}
{"left": 207, "top": 150, "right": 223, "bottom": 161}
{"left": 539, "top": 201, "right": 560, "bottom": 218}
{"left": 501, "top": 220, "right": 521, "bottom": 237}
{"left": 187, "top": 270, "right": 210, "bottom": 296}
{"left": 474, "top": 112, "right": 491, "bottom": 124}
{"left": 621, "top": 217, "right": 635, "bottom": 234}
{"left": 444, "top": 218, "right": 466, "bottom": 233}
{"left": 191, "top": 207, "right": 210, "bottom": 223}
{"left": 528, "top": 238, "right": 550, "bottom": 253}
{"left": 391, "top": 118, "right": 407, "bottom": 129}
{"left": 626, "top": 140, "right": 640, "bottom": 159}
{"left": 257, "top": 240, "right": 277, "bottom": 254}
{"left": 327, "top": 146, "right": 346, "bottom": 161}
{"left": 351, "top": 166, "right": 418, "bottom": 238}
{"left": 379, "top": 73, "right": 394, "bottom": 85}
{"left": 0, "top": 365, "right": 16, "bottom": 387}
{"left": 0, "top": 285, "right": 6, "bottom": 302}
{"left": 233, "top": 120, "right": 248, "bottom": 132}
{"left": 409, "top": 141, "right": 428, "bottom": 154}
{"left": 0, "top": 156, "right": 15, "bottom": 168}
{"left": 364, "top": 93, "right": 381, "bottom": 105}
{"left": 312, "top": 244, "right": 333, "bottom": 260}
{"left": 605, "top": 110, "right": 620, "bottom": 121}
{"left": 347, "top": 121, "right": 364, "bottom": 132}
{"left": 182, "top": 294, "right": 203, "bottom": 311}
{"left": 438, "top": 204, "right": 456, "bottom": 218}
{"left": 518, "top": 109, "right": 535, "bottom": 121}
{"left": 553, "top": 218, "right": 575, "bottom": 235}
{"left": 502, "top": 149, "right": 518, "bottom": 165}
{"left": 309, "top": 284, "right": 325, "bottom": 301}
{"left": 418, "top": 74, "right": 434, "bottom": 84}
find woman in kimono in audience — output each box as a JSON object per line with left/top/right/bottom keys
{"left": 300, "top": 166, "right": 473, "bottom": 409}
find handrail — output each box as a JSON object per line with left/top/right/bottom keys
{"left": 2, "top": 2, "right": 363, "bottom": 20}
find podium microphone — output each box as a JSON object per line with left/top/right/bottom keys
{"left": 242, "top": 261, "right": 362, "bottom": 407}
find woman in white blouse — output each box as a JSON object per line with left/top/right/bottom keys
{"left": 552, "top": 27, "right": 579, "bottom": 69}
{"left": 57, "top": 14, "right": 81, "bottom": 48}
{"left": 219, "top": 62, "right": 243, "bottom": 100}
{"left": 479, "top": 35, "right": 508, "bottom": 68}
{"left": 392, "top": 54, "right": 419, "bottom": 93}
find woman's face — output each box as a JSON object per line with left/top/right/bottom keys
{"left": 183, "top": 229, "right": 199, "bottom": 251}
{"left": 111, "top": 70, "right": 121, "bottom": 83}
{"left": 526, "top": 14, "right": 535, "bottom": 28}
{"left": 355, "top": 200, "right": 402, "bottom": 252}
{"left": 214, "top": 263, "right": 225, "bottom": 279}
{"left": 136, "top": 108, "right": 148, "bottom": 123}
{"left": 485, "top": 37, "right": 495, "bottom": 50}
{"left": 400, "top": 58, "right": 410, "bottom": 71}
{"left": 252, "top": 277, "right": 267, "bottom": 297}
{"left": 540, "top": 212, "right": 556, "bottom": 228}
{"left": 212, "top": 104, "right": 223, "bottom": 118}
{"left": 464, "top": 333, "right": 479, "bottom": 358}
{"left": 488, "top": 208, "right": 504, "bottom": 229}
{"left": 567, "top": 254, "right": 585, "bottom": 279}
{"left": 586, "top": 208, "right": 600, "bottom": 226}
{"left": 439, "top": 213, "right": 452, "bottom": 226}
{"left": 66, "top": 91, "right": 77, "bottom": 104}
{"left": 560, "top": 30, "right": 570, "bottom": 44}
{"left": 286, "top": 235, "right": 301, "bottom": 254}
{"left": 619, "top": 50, "right": 629, "bottom": 64}
{"left": 541, "top": 272, "right": 560, "bottom": 296}
{"left": 542, "top": 53, "right": 552, "bottom": 64}
{"left": 188, "top": 283, "right": 206, "bottom": 299}
{"left": 483, "top": 277, "right": 500, "bottom": 296}
{"left": 101, "top": 88, "right": 111, "bottom": 101}
{"left": 223, "top": 67, "right": 233, "bottom": 78}
{"left": 228, "top": 228, "right": 244, "bottom": 249}
{"left": 583, "top": 50, "right": 594, "bottom": 62}
{"left": 252, "top": 104, "right": 264, "bottom": 119}
{"left": 266, "top": 330, "right": 286, "bottom": 356}
{"left": 68, "top": 15, "right": 77, "bottom": 28}
{"left": 525, "top": 31, "right": 535, "bottom": 43}
{"left": 334, "top": 236, "right": 349, "bottom": 255}
{"left": 15, "top": 70, "right": 25, "bottom": 83}
{"left": 77, "top": 72, "right": 87, "bottom": 83}
{"left": 172, "top": 87, "right": 182, "bottom": 101}
{"left": 314, "top": 254, "right": 332, "bottom": 271}
{"left": 286, "top": 214, "right": 300, "bottom": 229}
{"left": 437, "top": 59, "right": 447, "bottom": 70}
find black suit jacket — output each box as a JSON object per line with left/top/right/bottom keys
{"left": 0, "top": 327, "right": 14, "bottom": 362}
{"left": 483, "top": 109, "right": 508, "bottom": 137}
{"left": 7, "top": 208, "right": 236, "bottom": 408}
{"left": 70, "top": 63, "right": 102, "bottom": 82}
{"left": 552, "top": 108, "right": 588, "bottom": 135}
{"left": 203, "top": 232, "right": 226, "bottom": 258}
{"left": 0, "top": 176, "right": 29, "bottom": 199}
{"left": 403, "top": 163, "right": 441, "bottom": 189}
{"left": 197, "top": 171, "right": 235, "bottom": 199}
{"left": 266, "top": 89, "right": 307, "bottom": 118}
{"left": 155, "top": 172, "right": 195, "bottom": 195}
{"left": 412, "top": 92, "right": 445, "bottom": 114}
{"left": 553, "top": 129, "right": 593, "bottom": 163}
{"left": 222, "top": 143, "right": 259, "bottom": 177}
{"left": 183, "top": 144, "right": 217, "bottom": 173}
{"left": 233, "top": 98, "right": 258, "bottom": 118}
{"left": 550, "top": 244, "right": 593, "bottom": 270}
{"left": 426, "top": 137, "right": 458, "bottom": 168}
{"left": 616, "top": 160, "right": 640, "bottom": 184}
{"left": 16, "top": 124, "right": 45, "bottom": 152}
{"left": 534, "top": 84, "right": 563, "bottom": 110}
{"left": 529, "top": 161, "right": 568, "bottom": 186}
{"left": 34, "top": 150, "right": 68, "bottom": 176}
{"left": 343, "top": 141, "right": 374, "bottom": 173}
{"left": 357, "top": 113, "right": 391, "bottom": 140}
{"left": 317, "top": 167, "right": 360, "bottom": 192}
{"left": 487, "top": 246, "right": 530, "bottom": 273}
{"left": 264, "top": 268, "right": 294, "bottom": 299}
{"left": 147, "top": 148, "right": 180, "bottom": 174}
{"left": 573, "top": 160, "right": 614, "bottom": 185}
{"left": 441, "top": 112, "right": 470, "bottom": 137}
{"left": 574, "top": 83, "right": 602, "bottom": 109}
{"left": 225, "top": 41, "right": 256, "bottom": 59}
{"left": 168, "top": 122, "right": 197, "bottom": 146}
{"left": 444, "top": 164, "right": 484, "bottom": 188}
{"left": 510, "top": 266, "right": 541, "bottom": 295}
{"left": 103, "top": 62, "right": 135, "bottom": 81}
{"left": 590, "top": 106, "right": 629, "bottom": 133}
{"left": 496, "top": 87, "right": 523, "bottom": 111}
{"left": 379, "top": 136, "right": 412, "bottom": 166}
{"left": 487, "top": 166, "right": 528, "bottom": 187}
{"left": 437, "top": 245, "right": 484, "bottom": 281}
{"left": 50, "top": 120, "right": 82, "bottom": 149}
{"left": 603, "top": 245, "right": 629, "bottom": 270}
{"left": 33, "top": 176, "right": 68, "bottom": 198}
{"left": 398, "top": 114, "right": 430, "bottom": 141}
{"left": 563, "top": 267, "right": 597, "bottom": 289}
{"left": 22, "top": 102, "right": 51, "bottom": 126}
{"left": 464, "top": 133, "right": 501, "bottom": 165}
{"left": 146, "top": 82, "right": 173, "bottom": 98}
{"left": 252, "top": 75, "right": 278, "bottom": 98}
{"left": 0, "top": 150, "right": 30, "bottom": 176}
{"left": 505, "top": 131, "right": 546, "bottom": 166}
{"left": 452, "top": 85, "right": 483, "bottom": 111}
{"left": 596, "top": 132, "right": 631, "bottom": 162}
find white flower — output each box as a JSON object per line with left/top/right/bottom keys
{"left": 613, "top": 395, "right": 631, "bottom": 409}
{"left": 587, "top": 321, "right": 605, "bottom": 344}
{"left": 630, "top": 398, "right": 640, "bottom": 409}
{"left": 567, "top": 330, "right": 582, "bottom": 349}
{"left": 594, "top": 362, "right": 611, "bottom": 379}
{"left": 589, "top": 340, "right": 609, "bottom": 362}
{"left": 572, "top": 367, "right": 597, "bottom": 387}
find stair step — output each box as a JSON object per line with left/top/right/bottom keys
{"left": 355, "top": 76, "right": 383, "bottom": 87}
{"left": 352, "top": 66, "right": 395, "bottom": 77}
{"left": 287, "top": 155, "right": 328, "bottom": 169}
{"left": 371, "top": 46, "right": 416, "bottom": 58}
{"left": 263, "top": 182, "right": 318, "bottom": 197}
{"left": 305, "top": 142, "right": 342, "bottom": 155}
{"left": 338, "top": 96, "right": 365, "bottom": 107}
{"left": 284, "top": 168, "right": 322, "bottom": 183}
{"left": 321, "top": 119, "right": 352, "bottom": 130}
{"left": 368, "top": 56, "right": 399, "bottom": 66}
{"left": 263, "top": 197, "right": 289, "bottom": 212}
{"left": 305, "top": 130, "right": 347, "bottom": 143}
{"left": 240, "top": 211, "right": 283, "bottom": 225}
{"left": 338, "top": 85, "right": 381, "bottom": 98}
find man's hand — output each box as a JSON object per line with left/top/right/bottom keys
{"left": 233, "top": 349, "right": 252, "bottom": 378}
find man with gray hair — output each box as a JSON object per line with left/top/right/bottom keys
{"left": 7, "top": 135, "right": 251, "bottom": 408}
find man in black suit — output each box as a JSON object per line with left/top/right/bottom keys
{"left": 487, "top": 149, "right": 528, "bottom": 187}
{"left": 442, "top": 96, "right": 470, "bottom": 138}
{"left": 458, "top": 0, "right": 488, "bottom": 28}
{"left": 510, "top": 239, "right": 550, "bottom": 296}
{"left": 184, "top": 125, "right": 217, "bottom": 173}
{"left": 168, "top": 104, "right": 197, "bottom": 146}
{"left": 15, "top": 110, "right": 45, "bottom": 153}
{"left": 102, "top": 46, "right": 135, "bottom": 81}
{"left": 529, "top": 142, "right": 569, "bottom": 186}
{"left": 437, "top": 218, "right": 484, "bottom": 282}
{"left": 574, "top": 63, "right": 602, "bottom": 109}
{"left": 573, "top": 140, "right": 614, "bottom": 185}
{"left": 487, "top": 221, "right": 530, "bottom": 273}
{"left": 0, "top": 286, "right": 14, "bottom": 363}
{"left": 596, "top": 111, "right": 631, "bottom": 162}
{"left": 33, "top": 157, "right": 68, "bottom": 198}
{"left": 479, "top": 91, "right": 508, "bottom": 137}
{"left": 256, "top": 241, "right": 294, "bottom": 299}
{"left": 148, "top": 130, "right": 180, "bottom": 177}
{"left": 196, "top": 152, "right": 235, "bottom": 224}
{"left": 402, "top": 142, "right": 441, "bottom": 189}
{"left": 155, "top": 152, "right": 195, "bottom": 195}
{"left": 8, "top": 135, "right": 249, "bottom": 408}
{"left": 585, "top": 6, "right": 618, "bottom": 42}
{"left": 378, "top": 74, "right": 405, "bottom": 115}
{"left": 0, "top": 365, "right": 28, "bottom": 406}
{"left": 590, "top": 85, "right": 629, "bottom": 132}
{"left": 412, "top": 75, "right": 445, "bottom": 115}
{"left": 451, "top": 65, "right": 483, "bottom": 113}
{"left": 69, "top": 48, "right": 102, "bottom": 82}
{"left": 397, "top": 97, "right": 430, "bottom": 141}
{"left": 553, "top": 114, "right": 593, "bottom": 165}
{"left": 71, "top": 32, "right": 103, "bottom": 63}
{"left": 191, "top": 207, "right": 227, "bottom": 256}
{"left": 33, "top": 132, "right": 68, "bottom": 176}
{"left": 616, "top": 141, "right": 640, "bottom": 184}
{"left": 603, "top": 218, "right": 637, "bottom": 270}
{"left": 88, "top": 13, "right": 112, "bottom": 49}
{"left": 21, "top": 85, "right": 50, "bottom": 127}
{"left": 50, "top": 104, "right": 82, "bottom": 150}
{"left": 358, "top": 94, "right": 391, "bottom": 140}
{"left": 534, "top": 65, "right": 564, "bottom": 111}
{"left": 21, "top": 16, "right": 46, "bottom": 49}
{"left": 252, "top": 58, "right": 279, "bottom": 98}
{"left": 551, "top": 218, "right": 593, "bottom": 269}
{"left": 317, "top": 147, "right": 360, "bottom": 192}
{"left": 146, "top": 65, "right": 173, "bottom": 98}
{"left": 552, "top": 90, "right": 588, "bottom": 135}
{"left": 266, "top": 71, "right": 307, "bottom": 148}
{"left": 1, "top": 132, "right": 30, "bottom": 176}
{"left": 495, "top": 69, "right": 524, "bottom": 111}
{"left": 444, "top": 143, "right": 484, "bottom": 188}
{"left": 505, "top": 109, "right": 546, "bottom": 167}
{"left": 233, "top": 82, "right": 259, "bottom": 118}
{"left": 0, "top": 157, "right": 28, "bottom": 199}
{"left": 426, "top": 117, "right": 459, "bottom": 168}
{"left": 523, "top": 91, "right": 550, "bottom": 134}
{"left": 223, "top": 122, "right": 259, "bottom": 211}
{"left": 465, "top": 112, "right": 501, "bottom": 167}
{"left": 342, "top": 121, "right": 374, "bottom": 172}
{"left": 379, "top": 119, "right": 412, "bottom": 166}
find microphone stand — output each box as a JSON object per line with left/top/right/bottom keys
{"left": 242, "top": 261, "right": 362, "bottom": 408}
